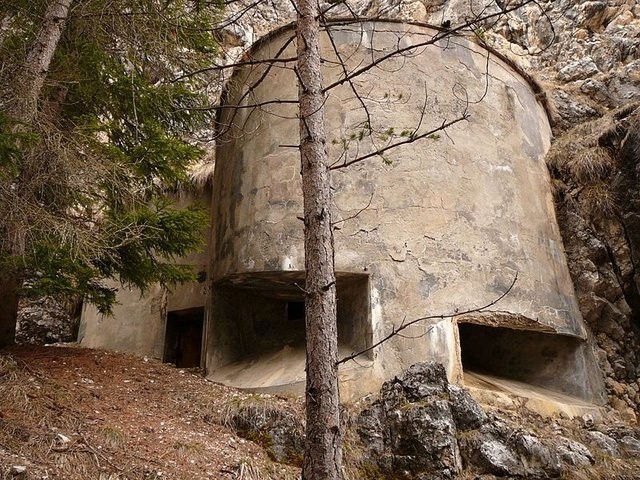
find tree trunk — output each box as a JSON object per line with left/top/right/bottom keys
{"left": 1, "top": 0, "right": 72, "bottom": 345}
{"left": 296, "top": 2, "right": 343, "bottom": 479}
{"left": 17, "top": 0, "right": 72, "bottom": 121}
{"left": 0, "top": 274, "right": 20, "bottom": 348}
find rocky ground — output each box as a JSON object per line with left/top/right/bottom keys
{"left": 1, "top": 346, "right": 639, "bottom": 479}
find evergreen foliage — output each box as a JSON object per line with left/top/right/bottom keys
{"left": 0, "top": 0, "right": 219, "bottom": 313}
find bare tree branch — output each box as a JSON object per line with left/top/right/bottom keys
{"left": 330, "top": 115, "right": 469, "bottom": 170}
{"left": 337, "top": 272, "right": 519, "bottom": 365}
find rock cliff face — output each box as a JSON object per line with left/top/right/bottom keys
{"left": 548, "top": 106, "right": 640, "bottom": 421}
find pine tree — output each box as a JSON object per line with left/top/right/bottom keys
{"left": 0, "top": 0, "right": 219, "bottom": 345}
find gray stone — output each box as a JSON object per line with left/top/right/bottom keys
{"left": 619, "top": 436, "right": 640, "bottom": 456}
{"left": 381, "top": 362, "right": 449, "bottom": 407}
{"left": 552, "top": 90, "right": 599, "bottom": 129}
{"left": 558, "top": 57, "right": 600, "bottom": 82}
{"left": 16, "top": 296, "right": 78, "bottom": 345}
{"left": 585, "top": 430, "right": 619, "bottom": 456}
{"left": 477, "top": 439, "right": 523, "bottom": 476}
{"left": 381, "top": 363, "right": 463, "bottom": 477}
{"left": 555, "top": 437, "right": 594, "bottom": 467}
{"left": 448, "top": 384, "right": 487, "bottom": 431}
{"left": 515, "top": 433, "right": 562, "bottom": 477}
{"left": 356, "top": 403, "right": 385, "bottom": 456}
{"left": 580, "top": 79, "right": 611, "bottom": 105}
{"left": 386, "top": 400, "right": 462, "bottom": 475}
{"left": 356, "top": 362, "right": 466, "bottom": 478}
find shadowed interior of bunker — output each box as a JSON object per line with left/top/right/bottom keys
{"left": 207, "top": 271, "right": 372, "bottom": 389}
{"left": 458, "top": 321, "right": 600, "bottom": 401}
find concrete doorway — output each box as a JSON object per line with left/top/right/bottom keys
{"left": 163, "top": 307, "right": 204, "bottom": 368}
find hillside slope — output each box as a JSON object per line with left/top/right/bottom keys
{"left": 0, "top": 346, "right": 300, "bottom": 480}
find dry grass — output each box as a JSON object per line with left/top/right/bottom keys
{"left": 546, "top": 104, "right": 640, "bottom": 219}
{"left": 579, "top": 183, "right": 618, "bottom": 216}
{"left": 188, "top": 159, "right": 216, "bottom": 191}
{"left": 565, "top": 146, "right": 615, "bottom": 184}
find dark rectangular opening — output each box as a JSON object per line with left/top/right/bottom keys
{"left": 458, "top": 322, "right": 596, "bottom": 400}
{"left": 164, "top": 307, "right": 204, "bottom": 368}
{"left": 207, "top": 271, "right": 372, "bottom": 390}
{"left": 287, "top": 301, "right": 305, "bottom": 321}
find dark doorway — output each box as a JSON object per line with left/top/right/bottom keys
{"left": 164, "top": 307, "right": 204, "bottom": 368}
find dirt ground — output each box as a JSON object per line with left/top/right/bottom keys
{"left": 0, "top": 345, "right": 302, "bottom": 480}
{"left": 2, "top": 345, "right": 640, "bottom": 480}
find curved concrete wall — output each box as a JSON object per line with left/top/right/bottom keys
{"left": 209, "top": 21, "right": 604, "bottom": 402}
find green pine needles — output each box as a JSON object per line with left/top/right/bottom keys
{"left": 0, "top": 0, "right": 220, "bottom": 313}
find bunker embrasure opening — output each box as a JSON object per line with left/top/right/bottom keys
{"left": 163, "top": 307, "right": 204, "bottom": 368}
{"left": 458, "top": 321, "right": 599, "bottom": 402}
{"left": 207, "top": 271, "right": 372, "bottom": 391}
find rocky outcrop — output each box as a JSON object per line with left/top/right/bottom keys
{"left": 15, "top": 296, "right": 79, "bottom": 345}
{"left": 484, "top": 0, "right": 640, "bottom": 127}
{"left": 351, "top": 362, "right": 640, "bottom": 479}
{"left": 547, "top": 104, "right": 640, "bottom": 419}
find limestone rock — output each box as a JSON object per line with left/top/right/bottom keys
{"left": 619, "top": 436, "right": 640, "bottom": 456}
{"left": 554, "top": 437, "right": 595, "bottom": 467}
{"left": 448, "top": 384, "right": 487, "bottom": 431}
{"left": 551, "top": 90, "right": 599, "bottom": 129}
{"left": 381, "top": 363, "right": 463, "bottom": 477}
{"left": 557, "top": 57, "right": 600, "bottom": 82}
{"left": 385, "top": 399, "right": 461, "bottom": 476}
{"left": 381, "top": 362, "right": 449, "bottom": 406}
{"left": 477, "top": 439, "right": 523, "bottom": 476}
{"left": 584, "top": 430, "right": 619, "bottom": 456}
{"left": 356, "top": 362, "right": 466, "bottom": 479}
{"left": 356, "top": 403, "right": 386, "bottom": 458}
{"left": 16, "top": 296, "right": 78, "bottom": 345}
{"left": 519, "top": 434, "right": 562, "bottom": 477}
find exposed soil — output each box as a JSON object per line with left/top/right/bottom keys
{"left": 0, "top": 345, "right": 302, "bottom": 480}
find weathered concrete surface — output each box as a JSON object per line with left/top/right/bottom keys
{"left": 209, "top": 21, "right": 605, "bottom": 402}
{"left": 78, "top": 194, "right": 210, "bottom": 361}
{"left": 79, "top": 282, "right": 168, "bottom": 359}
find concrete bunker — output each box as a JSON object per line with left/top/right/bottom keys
{"left": 210, "top": 19, "right": 606, "bottom": 404}
{"left": 207, "top": 271, "right": 372, "bottom": 391}
{"left": 78, "top": 20, "right": 606, "bottom": 410}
